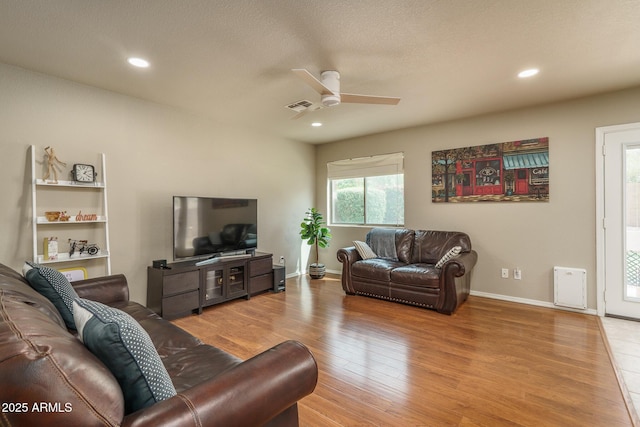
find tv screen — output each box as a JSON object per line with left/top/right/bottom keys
{"left": 173, "top": 196, "right": 257, "bottom": 261}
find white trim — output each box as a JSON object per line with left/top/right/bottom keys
{"left": 596, "top": 126, "right": 605, "bottom": 317}
{"left": 595, "top": 122, "right": 640, "bottom": 317}
{"left": 470, "top": 290, "right": 598, "bottom": 315}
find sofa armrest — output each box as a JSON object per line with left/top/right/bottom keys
{"left": 437, "top": 250, "right": 478, "bottom": 315}
{"left": 72, "top": 274, "right": 130, "bottom": 305}
{"left": 121, "top": 340, "right": 318, "bottom": 427}
{"left": 337, "top": 247, "right": 362, "bottom": 294}
{"left": 446, "top": 250, "right": 477, "bottom": 277}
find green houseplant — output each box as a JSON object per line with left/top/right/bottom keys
{"left": 300, "top": 208, "right": 332, "bottom": 279}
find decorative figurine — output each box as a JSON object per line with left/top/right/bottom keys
{"left": 42, "top": 146, "right": 67, "bottom": 183}
{"left": 68, "top": 239, "right": 100, "bottom": 257}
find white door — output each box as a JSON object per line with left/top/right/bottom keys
{"left": 598, "top": 123, "right": 640, "bottom": 319}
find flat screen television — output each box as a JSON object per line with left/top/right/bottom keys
{"left": 173, "top": 196, "right": 257, "bottom": 261}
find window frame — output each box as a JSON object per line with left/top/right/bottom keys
{"left": 327, "top": 153, "right": 404, "bottom": 227}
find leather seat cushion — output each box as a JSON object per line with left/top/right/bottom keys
{"left": 390, "top": 264, "right": 440, "bottom": 288}
{"left": 113, "top": 301, "right": 205, "bottom": 358}
{"left": 352, "top": 259, "right": 406, "bottom": 282}
{"left": 163, "top": 344, "right": 242, "bottom": 392}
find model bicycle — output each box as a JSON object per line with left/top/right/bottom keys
{"left": 68, "top": 239, "right": 100, "bottom": 257}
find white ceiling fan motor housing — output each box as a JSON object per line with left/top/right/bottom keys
{"left": 320, "top": 70, "right": 341, "bottom": 107}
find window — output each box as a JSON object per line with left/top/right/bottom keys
{"left": 327, "top": 153, "right": 404, "bottom": 226}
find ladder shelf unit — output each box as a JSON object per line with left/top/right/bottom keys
{"left": 30, "top": 145, "right": 111, "bottom": 277}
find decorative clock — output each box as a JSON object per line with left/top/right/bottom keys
{"left": 71, "top": 164, "right": 96, "bottom": 183}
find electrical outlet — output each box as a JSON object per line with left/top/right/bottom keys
{"left": 501, "top": 268, "right": 509, "bottom": 279}
{"left": 514, "top": 268, "right": 522, "bottom": 280}
{"left": 279, "top": 256, "right": 285, "bottom": 265}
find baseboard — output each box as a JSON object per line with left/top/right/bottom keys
{"left": 296, "top": 274, "right": 596, "bottom": 314}
{"left": 470, "top": 290, "right": 598, "bottom": 315}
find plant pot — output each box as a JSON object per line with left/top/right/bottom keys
{"left": 308, "top": 263, "right": 326, "bottom": 279}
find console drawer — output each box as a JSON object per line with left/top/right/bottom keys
{"left": 250, "top": 257, "right": 273, "bottom": 277}
{"left": 162, "top": 290, "right": 199, "bottom": 319}
{"left": 163, "top": 270, "right": 199, "bottom": 296}
{"left": 250, "top": 272, "right": 274, "bottom": 295}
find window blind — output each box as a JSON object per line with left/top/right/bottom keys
{"left": 327, "top": 152, "right": 404, "bottom": 179}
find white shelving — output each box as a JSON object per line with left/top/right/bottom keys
{"left": 30, "top": 145, "right": 111, "bottom": 276}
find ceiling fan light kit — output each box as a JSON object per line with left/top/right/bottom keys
{"left": 320, "top": 70, "right": 341, "bottom": 107}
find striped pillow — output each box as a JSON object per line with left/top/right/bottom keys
{"left": 435, "top": 246, "right": 462, "bottom": 269}
{"left": 353, "top": 240, "right": 377, "bottom": 260}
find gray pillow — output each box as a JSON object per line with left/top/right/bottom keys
{"left": 435, "top": 246, "right": 462, "bottom": 269}
{"left": 23, "top": 261, "right": 78, "bottom": 329}
{"left": 353, "top": 240, "right": 377, "bottom": 260}
{"left": 73, "top": 298, "right": 176, "bottom": 414}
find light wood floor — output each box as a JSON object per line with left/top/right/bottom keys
{"left": 172, "top": 274, "right": 633, "bottom": 426}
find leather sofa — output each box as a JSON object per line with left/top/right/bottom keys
{"left": 337, "top": 228, "right": 477, "bottom": 314}
{"left": 0, "top": 263, "right": 317, "bottom": 426}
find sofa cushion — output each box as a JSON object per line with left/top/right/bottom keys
{"left": 411, "top": 230, "right": 471, "bottom": 264}
{"left": 365, "top": 228, "right": 415, "bottom": 263}
{"left": 0, "top": 287, "right": 126, "bottom": 426}
{"left": 73, "top": 298, "right": 177, "bottom": 414}
{"left": 0, "top": 264, "right": 66, "bottom": 328}
{"left": 366, "top": 228, "right": 398, "bottom": 260}
{"left": 435, "top": 246, "right": 462, "bottom": 269}
{"left": 23, "top": 262, "right": 78, "bottom": 330}
{"left": 390, "top": 264, "right": 440, "bottom": 288}
{"left": 163, "top": 344, "right": 243, "bottom": 392}
{"left": 352, "top": 258, "right": 405, "bottom": 282}
{"left": 353, "top": 240, "right": 377, "bottom": 260}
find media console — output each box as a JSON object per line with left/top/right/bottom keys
{"left": 147, "top": 252, "right": 274, "bottom": 319}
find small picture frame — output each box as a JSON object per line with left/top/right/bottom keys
{"left": 58, "top": 267, "right": 88, "bottom": 282}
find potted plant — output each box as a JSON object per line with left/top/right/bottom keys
{"left": 300, "top": 208, "right": 332, "bottom": 279}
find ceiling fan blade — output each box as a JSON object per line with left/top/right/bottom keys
{"left": 341, "top": 93, "right": 401, "bottom": 105}
{"left": 292, "top": 69, "right": 335, "bottom": 95}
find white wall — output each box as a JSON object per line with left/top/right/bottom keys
{"left": 316, "top": 86, "right": 640, "bottom": 309}
{"left": 0, "top": 63, "right": 315, "bottom": 304}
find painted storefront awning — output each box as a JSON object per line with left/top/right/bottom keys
{"left": 503, "top": 152, "right": 549, "bottom": 170}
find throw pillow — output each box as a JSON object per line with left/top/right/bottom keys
{"left": 73, "top": 298, "right": 177, "bottom": 414}
{"left": 353, "top": 240, "right": 377, "bottom": 260}
{"left": 435, "top": 246, "right": 462, "bottom": 269}
{"left": 23, "top": 261, "right": 78, "bottom": 330}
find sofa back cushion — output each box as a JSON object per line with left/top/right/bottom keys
{"left": 0, "top": 264, "right": 66, "bottom": 328}
{"left": 0, "top": 265, "right": 126, "bottom": 426}
{"left": 366, "top": 228, "right": 414, "bottom": 263}
{"left": 411, "top": 230, "right": 472, "bottom": 264}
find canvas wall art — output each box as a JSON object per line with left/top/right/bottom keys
{"left": 432, "top": 137, "right": 549, "bottom": 202}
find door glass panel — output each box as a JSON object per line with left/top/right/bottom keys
{"left": 625, "top": 146, "right": 640, "bottom": 300}
{"left": 205, "top": 269, "right": 223, "bottom": 301}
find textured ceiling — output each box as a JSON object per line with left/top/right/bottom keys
{"left": 0, "top": 0, "right": 639, "bottom": 144}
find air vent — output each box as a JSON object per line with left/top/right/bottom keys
{"left": 285, "top": 100, "right": 313, "bottom": 112}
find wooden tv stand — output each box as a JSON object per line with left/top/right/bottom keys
{"left": 147, "top": 252, "right": 273, "bottom": 319}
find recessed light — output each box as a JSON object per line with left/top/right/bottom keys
{"left": 518, "top": 68, "right": 539, "bottom": 78}
{"left": 127, "top": 57, "right": 150, "bottom": 68}
{"left": 311, "top": 122, "right": 322, "bottom": 127}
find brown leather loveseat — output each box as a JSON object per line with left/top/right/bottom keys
{"left": 337, "top": 228, "right": 477, "bottom": 314}
{"left": 0, "top": 262, "right": 317, "bottom": 426}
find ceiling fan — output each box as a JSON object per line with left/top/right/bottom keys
{"left": 289, "top": 69, "right": 401, "bottom": 119}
